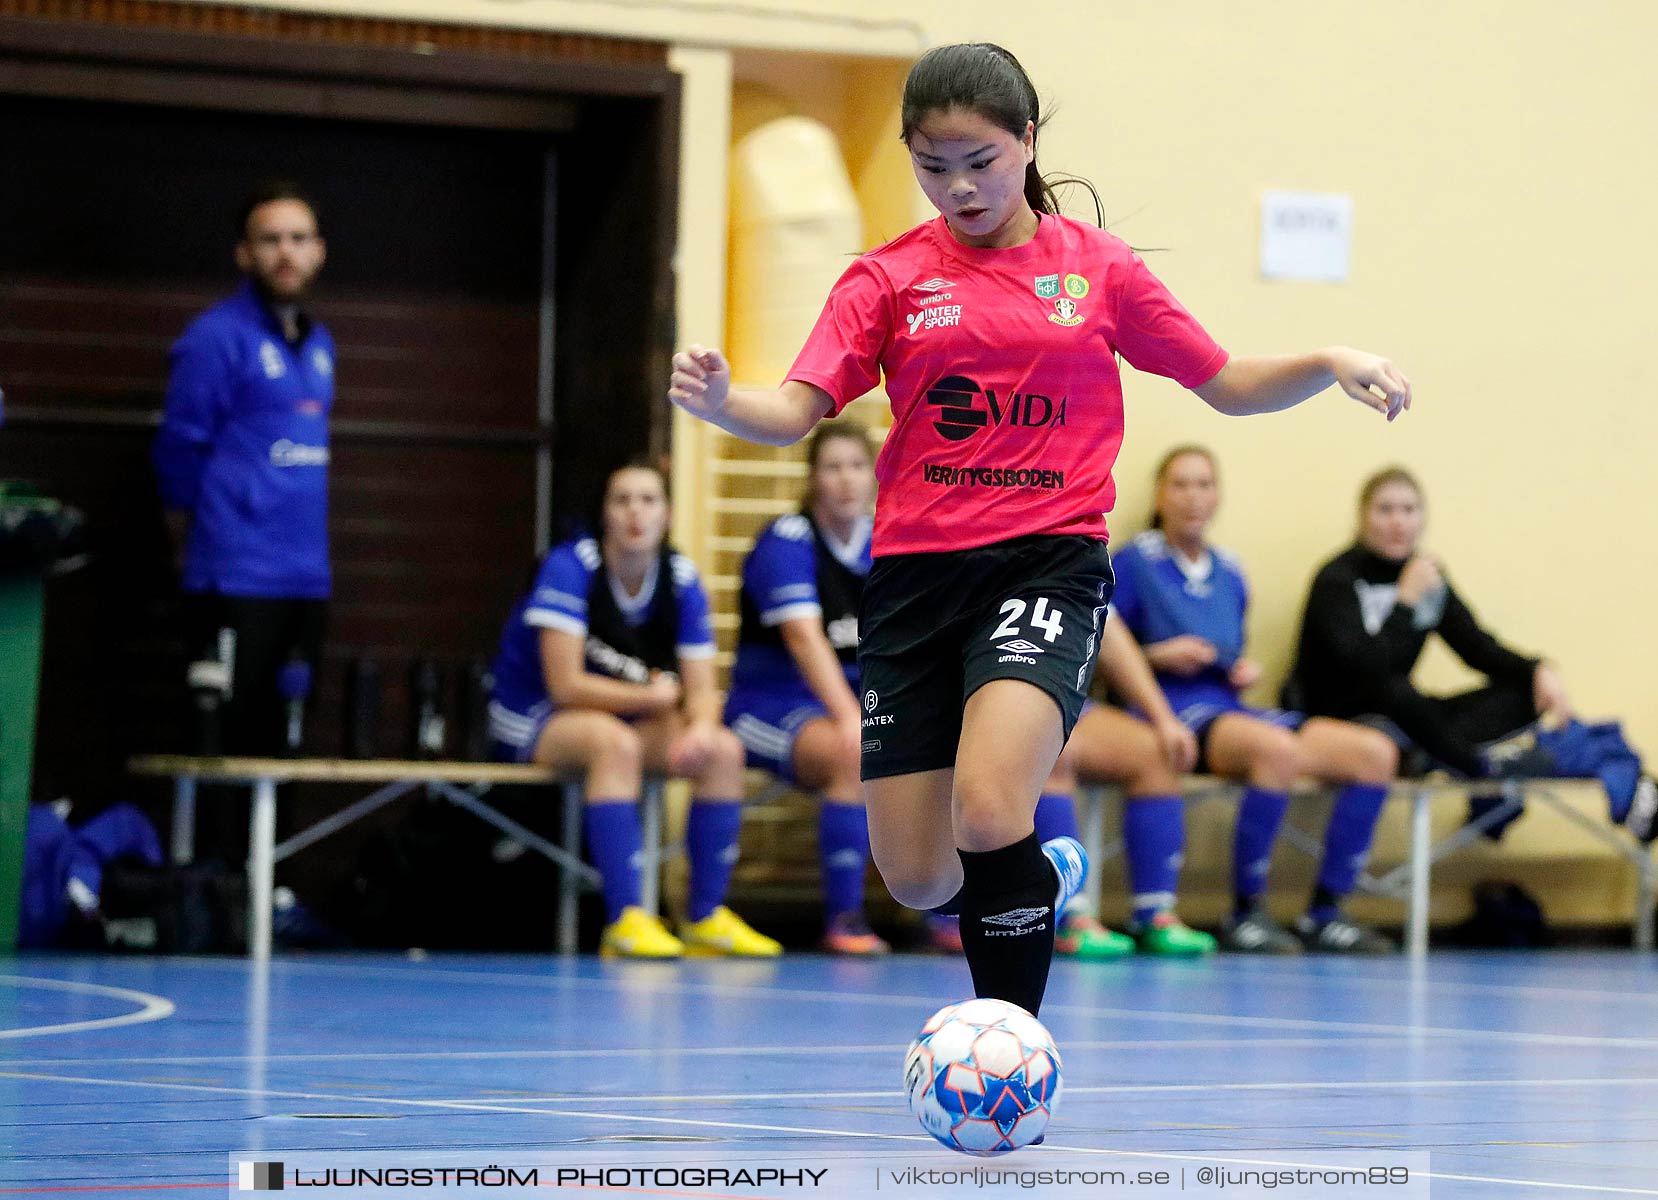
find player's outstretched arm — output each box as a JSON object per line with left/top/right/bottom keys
{"left": 1194, "top": 347, "right": 1412, "bottom": 422}
{"left": 668, "top": 345, "right": 833, "bottom": 447}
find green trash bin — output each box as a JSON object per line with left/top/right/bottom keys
{"left": 0, "top": 485, "right": 85, "bottom": 951}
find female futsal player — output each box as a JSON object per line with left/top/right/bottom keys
{"left": 669, "top": 43, "right": 1410, "bottom": 1013}
{"left": 1112, "top": 447, "right": 1400, "bottom": 954}
{"left": 725, "top": 422, "right": 889, "bottom": 954}
{"left": 489, "top": 461, "right": 779, "bottom": 959}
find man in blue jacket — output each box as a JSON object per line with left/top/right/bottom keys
{"left": 153, "top": 182, "right": 334, "bottom": 755}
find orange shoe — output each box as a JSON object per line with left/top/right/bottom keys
{"left": 924, "top": 913, "right": 962, "bottom": 954}
{"left": 821, "top": 912, "right": 891, "bottom": 956}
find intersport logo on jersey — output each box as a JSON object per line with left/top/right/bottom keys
{"left": 924, "top": 374, "right": 1068, "bottom": 442}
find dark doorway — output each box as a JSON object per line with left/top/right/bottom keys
{"left": 0, "top": 15, "right": 678, "bottom": 921}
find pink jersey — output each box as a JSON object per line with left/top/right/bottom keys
{"left": 786, "top": 213, "right": 1228, "bottom": 556}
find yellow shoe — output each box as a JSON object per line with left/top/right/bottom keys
{"left": 600, "top": 906, "right": 684, "bottom": 959}
{"left": 680, "top": 906, "right": 782, "bottom": 958}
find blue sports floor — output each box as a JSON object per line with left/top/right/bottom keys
{"left": 2, "top": 950, "right": 1656, "bottom": 1197}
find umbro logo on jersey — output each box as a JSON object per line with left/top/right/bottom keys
{"left": 912, "top": 277, "right": 955, "bottom": 292}
{"left": 995, "top": 639, "right": 1045, "bottom": 655}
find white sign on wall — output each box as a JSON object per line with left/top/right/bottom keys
{"left": 1260, "top": 191, "right": 1353, "bottom": 282}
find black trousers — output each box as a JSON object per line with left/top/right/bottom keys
{"left": 186, "top": 593, "right": 328, "bottom": 756}
{"left": 1367, "top": 678, "right": 1537, "bottom": 777}
{"left": 185, "top": 594, "right": 327, "bottom": 862}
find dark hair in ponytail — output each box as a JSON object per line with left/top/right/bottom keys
{"left": 900, "top": 43, "right": 1104, "bottom": 226}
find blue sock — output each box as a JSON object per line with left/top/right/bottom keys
{"left": 819, "top": 801, "right": 871, "bottom": 922}
{"left": 583, "top": 800, "right": 644, "bottom": 923}
{"left": 686, "top": 799, "right": 743, "bottom": 922}
{"left": 1033, "top": 792, "right": 1081, "bottom": 843}
{"left": 1123, "top": 795, "right": 1185, "bottom": 928}
{"left": 1310, "top": 783, "right": 1388, "bottom": 922}
{"left": 1034, "top": 793, "right": 1084, "bottom": 917}
{"left": 1233, "top": 786, "right": 1289, "bottom": 913}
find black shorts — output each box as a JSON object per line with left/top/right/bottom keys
{"left": 857, "top": 534, "right": 1114, "bottom": 781}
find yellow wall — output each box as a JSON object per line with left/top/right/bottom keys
{"left": 710, "top": 0, "right": 1656, "bottom": 757}
{"left": 204, "top": 0, "right": 1658, "bottom": 755}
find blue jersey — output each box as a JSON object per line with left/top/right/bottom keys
{"left": 152, "top": 282, "right": 335, "bottom": 599}
{"left": 729, "top": 513, "right": 871, "bottom": 697}
{"left": 490, "top": 537, "right": 716, "bottom": 723}
{"left": 1110, "top": 529, "right": 1251, "bottom": 714}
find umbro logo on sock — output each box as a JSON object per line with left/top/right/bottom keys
{"left": 981, "top": 906, "right": 1051, "bottom": 936}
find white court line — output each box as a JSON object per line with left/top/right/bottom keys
{"left": 157, "top": 949, "right": 1658, "bottom": 1009}
{"left": 1201, "top": 958, "right": 1658, "bottom": 1004}
{"left": 197, "top": 957, "right": 1658, "bottom": 1050}
{"left": 31, "top": 956, "right": 1658, "bottom": 1056}
{"left": 0, "top": 1035, "right": 1401, "bottom": 1069}
{"left": 0, "top": 976, "right": 174, "bottom": 1040}
{"left": 2, "top": 1067, "right": 1653, "bottom": 1197}
{"left": 403, "top": 1075, "right": 1658, "bottom": 1105}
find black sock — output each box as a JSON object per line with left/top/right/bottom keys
{"left": 957, "top": 832, "right": 1058, "bottom": 1016}
{"left": 1234, "top": 893, "right": 1260, "bottom": 919}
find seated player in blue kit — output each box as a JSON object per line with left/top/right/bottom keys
{"left": 1112, "top": 447, "right": 1400, "bottom": 954}
{"left": 489, "top": 460, "right": 779, "bottom": 959}
{"left": 1040, "top": 620, "right": 1219, "bottom": 958}
{"left": 725, "top": 423, "right": 888, "bottom": 955}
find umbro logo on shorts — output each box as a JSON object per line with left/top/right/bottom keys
{"left": 995, "top": 639, "right": 1045, "bottom": 655}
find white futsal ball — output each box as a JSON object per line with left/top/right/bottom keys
{"left": 903, "top": 998, "right": 1062, "bottom": 1155}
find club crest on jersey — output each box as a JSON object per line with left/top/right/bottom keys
{"left": 1064, "top": 273, "right": 1090, "bottom": 298}
{"left": 1033, "top": 273, "right": 1059, "bottom": 299}
{"left": 1049, "top": 297, "right": 1084, "bottom": 326}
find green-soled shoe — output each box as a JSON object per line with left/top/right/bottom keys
{"left": 1134, "top": 913, "right": 1218, "bottom": 957}
{"left": 1055, "top": 913, "right": 1136, "bottom": 960}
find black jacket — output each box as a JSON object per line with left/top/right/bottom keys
{"left": 1288, "top": 544, "right": 1538, "bottom": 718}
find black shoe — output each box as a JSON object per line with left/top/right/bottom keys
{"left": 1295, "top": 913, "right": 1397, "bottom": 954}
{"left": 1221, "top": 907, "right": 1303, "bottom": 954}
{"left": 1466, "top": 780, "right": 1526, "bottom": 841}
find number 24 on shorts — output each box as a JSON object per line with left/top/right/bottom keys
{"left": 990, "top": 597, "right": 1064, "bottom": 643}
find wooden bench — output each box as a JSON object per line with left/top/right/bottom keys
{"left": 127, "top": 755, "right": 674, "bottom": 960}
{"left": 131, "top": 756, "right": 1655, "bottom": 960}
{"left": 1076, "top": 777, "right": 1656, "bottom": 957}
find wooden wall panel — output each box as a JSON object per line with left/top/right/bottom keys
{"left": 0, "top": 0, "right": 667, "bottom": 66}
{"left": 0, "top": 95, "right": 547, "bottom": 793}
{"left": 0, "top": 11, "right": 678, "bottom": 933}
